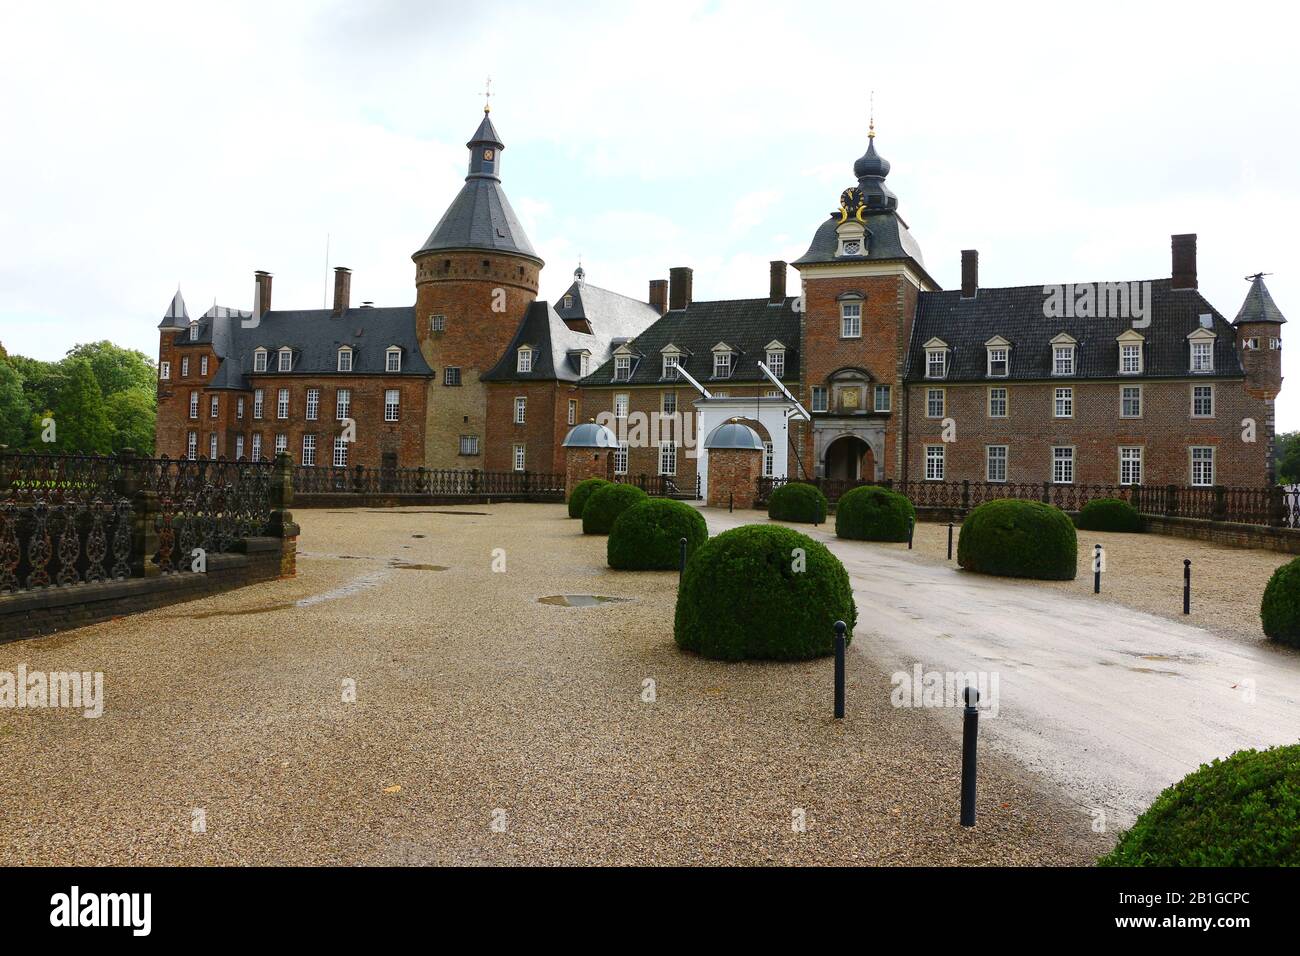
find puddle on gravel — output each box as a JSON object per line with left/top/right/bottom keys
{"left": 387, "top": 560, "right": 448, "bottom": 572}
{"left": 537, "top": 594, "right": 630, "bottom": 608}
{"left": 411, "top": 534, "right": 426, "bottom": 539}
{"left": 169, "top": 568, "right": 392, "bottom": 619}
{"left": 364, "top": 510, "right": 490, "bottom": 516}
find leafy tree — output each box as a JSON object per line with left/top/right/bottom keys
{"left": 0, "top": 359, "right": 29, "bottom": 449}
{"left": 47, "top": 358, "right": 113, "bottom": 454}
{"left": 105, "top": 386, "right": 156, "bottom": 455}
{"left": 1276, "top": 431, "right": 1300, "bottom": 485}
{"left": 65, "top": 341, "right": 155, "bottom": 397}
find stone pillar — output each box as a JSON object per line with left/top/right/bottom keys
{"left": 119, "top": 447, "right": 161, "bottom": 578}
{"left": 566, "top": 448, "right": 612, "bottom": 499}
{"left": 266, "top": 452, "right": 300, "bottom": 578}
{"left": 707, "top": 447, "right": 763, "bottom": 510}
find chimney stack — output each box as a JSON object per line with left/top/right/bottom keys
{"left": 254, "top": 270, "right": 273, "bottom": 316}
{"left": 960, "top": 250, "right": 978, "bottom": 299}
{"left": 769, "top": 260, "right": 787, "bottom": 304}
{"left": 648, "top": 279, "right": 668, "bottom": 316}
{"left": 332, "top": 267, "right": 352, "bottom": 317}
{"left": 668, "top": 266, "right": 693, "bottom": 312}
{"left": 1172, "top": 234, "right": 1198, "bottom": 290}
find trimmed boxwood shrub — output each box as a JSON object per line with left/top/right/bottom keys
{"left": 568, "top": 477, "right": 610, "bottom": 519}
{"left": 1099, "top": 745, "right": 1300, "bottom": 866}
{"left": 674, "top": 524, "right": 857, "bottom": 660}
{"left": 1260, "top": 557, "right": 1300, "bottom": 648}
{"left": 1077, "top": 497, "right": 1142, "bottom": 533}
{"left": 768, "top": 482, "right": 828, "bottom": 524}
{"left": 957, "top": 499, "right": 1077, "bottom": 581}
{"left": 608, "top": 499, "right": 708, "bottom": 570}
{"left": 835, "top": 485, "right": 916, "bottom": 542}
{"left": 581, "top": 483, "right": 648, "bottom": 535}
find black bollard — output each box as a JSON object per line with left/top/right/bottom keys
{"left": 729, "top": 491, "right": 733, "bottom": 514}
{"left": 1093, "top": 544, "right": 1102, "bottom": 594}
{"left": 947, "top": 522, "right": 953, "bottom": 560}
{"left": 833, "top": 621, "right": 846, "bottom": 719}
{"left": 960, "top": 686, "right": 979, "bottom": 827}
{"left": 679, "top": 536, "right": 688, "bottom": 585}
{"left": 1183, "top": 559, "right": 1191, "bottom": 614}
{"left": 908, "top": 516, "right": 915, "bottom": 550}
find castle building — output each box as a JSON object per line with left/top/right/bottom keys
{"left": 155, "top": 108, "right": 1286, "bottom": 491}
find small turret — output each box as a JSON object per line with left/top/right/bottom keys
{"left": 1234, "top": 273, "right": 1285, "bottom": 400}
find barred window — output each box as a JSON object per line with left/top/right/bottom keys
{"left": 444, "top": 367, "right": 461, "bottom": 387}
{"left": 459, "top": 435, "right": 479, "bottom": 456}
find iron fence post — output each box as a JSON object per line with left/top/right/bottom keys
{"left": 960, "top": 686, "right": 979, "bottom": 827}
{"left": 833, "top": 620, "right": 846, "bottom": 719}
{"left": 1094, "top": 544, "right": 1101, "bottom": 594}
{"left": 1184, "top": 559, "right": 1191, "bottom": 614}
{"left": 947, "top": 522, "right": 953, "bottom": 560}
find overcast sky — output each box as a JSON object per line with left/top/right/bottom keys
{"left": 2, "top": 1, "right": 1298, "bottom": 423}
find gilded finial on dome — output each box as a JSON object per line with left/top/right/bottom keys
{"left": 483, "top": 75, "right": 493, "bottom": 113}
{"left": 868, "top": 90, "right": 875, "bottom": 140}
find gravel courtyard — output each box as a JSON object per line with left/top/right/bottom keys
{"left": 0, "top": 504, "right": 1109, "bottom": 866}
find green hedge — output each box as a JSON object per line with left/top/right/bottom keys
{"left": 674, "top": 524, "right": 857, "bottom": 660}
{"left": 1077, "top": 497, "right": 1142, "bottom": 533}
{"left": 1261, "top": 557, "right": 1300, "bottom": 648}
{"left": 581, "top": 483, "right": 648, "bottom": 535}
{"left": 957, "top": 499, "right": 1077, "bottom": 580}
{"left": 608, "top": 499, "right": 708, "bottom": 570}
{"left": 1099, "top": 745, "right": 1300, "bottom": 866}
{"left": 568, "top": 477, "right": 610, "bottom": 519}
{"left": 768, "top": 482, "right": 828, "bottom": 524}
{"left": 835, "top": 485, "right": 915, "bottom": 542}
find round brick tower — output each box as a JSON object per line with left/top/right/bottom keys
{"left": 413, "top": 108, "right": 544, "bottom": 468}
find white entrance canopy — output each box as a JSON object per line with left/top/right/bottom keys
{"left": 693, "top": 394, "right": 805, "bottom": 502}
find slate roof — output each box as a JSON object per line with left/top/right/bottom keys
{"left": 904, "top": 279, "right": 1245, "bottom": 383}
{"left": 581, "top": 297, "right": 801, "bottom": 387}
{"left": 157, "top": 289, "right": 190, "bottom": 329}
{"left": 793, "top": 210, "right": 928, "bottom": 272}
{"left": 1233, "top": 274, "right": 1287, "bottom": 325}
{"left": 173, "top": 305, "right": 433, "bottom": 391}
{"left": 482, "top": 280, "right": 660, "bottom": 383}
{"left": 415, "top": 177, "right": 539, "bottom": 261}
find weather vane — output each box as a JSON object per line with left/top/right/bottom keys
{"left": 868, "top": 90, "right": 876, "bottom": 139}
{"left": 483, "top": 76, "right": 493, "bottom": 113}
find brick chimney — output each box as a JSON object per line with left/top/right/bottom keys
{"left": 669, "top": 266, "right": 693, "bottom": 312}
{"left": 1172, "top": 234, "right": 1197, "bottom": 290}
{"left": 332, "top": 267, "right": 351, "bottom": 317}
{"left": 648, "top": 279, "right": 668, "bottom": 316}
{"left": 961, "top": 250, "right": 978, "bottom": 299}
{"left": 769, "top": 260, "right": 787, "bottom": 304}
{"left": 254, "top": 270, "right": 273, "bottom": 316}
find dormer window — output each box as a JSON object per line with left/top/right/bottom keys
{"left": 1188, "top": 328, "right": 1216, "bottom": 372}
{"left": 188, "top": 321, "right": 199, "bottom": 342}
{"left": 1117, "top": 330, "right": 1144, "bottom": 375}
{"left": 662, "top": 350, "right": 682, "bottom": 380}
{"left": 766, "top": 346, "right": 785, "bottom": 378}
{"left": 563, "top": 295, "right": 573, "bottom": 309}
{"left": 278, "top": 348, "right": 292, "bottom": 372}
{"left": 337, "top": 347, "right": 353, "bottom": 373}
{"left": 386, "top": 347, "right": 402, "bottom": 373}
{"left": 985, "top": 337, "right": 1010, "bottom": 377}
{"left": 1051, "top": 334, "right": 1077, "bottom": 376}
{"left": 580, "top": 353, "right": 590, "bottom": 376}
{"left": 253, "top": 348, "right": 267, "bottom": 373}
{"left": 613, "top": 355, "right": 631, "bottom": 382}
{"left": 516, "top": 346, "right": 533, "bottom": 373}
{"left": 713, "top": 352, "right": 732, "bottom": 379}
{"left": 924, "top": 338, "right": 949, "bottom": 379}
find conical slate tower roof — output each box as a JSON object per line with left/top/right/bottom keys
{"left": 414, "top": 110, "right": 540, "bottom": 263}
{"left": 157, "top": 288, "right": 190, "bottom": 329}
{"left": 1233, "top": 274, "right": 1287, "bottom": 325}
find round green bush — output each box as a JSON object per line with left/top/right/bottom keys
{"left": 674, "top": 524, "right": 857, "bottom": 660}
{"left": 608, "top": 499, "right": 708, "bottom": 570}
{"left": 581, "top": 483, "right": 648, "bottom": 535}
{"left": 835, "top": 485, "right": 916, "bottom": 542}
{"left": 1077, "top": 497, "right": 1142, "bottom": 533}
{"left": 1260, "top": 557, "right": 1300, "bottom": 648}
{"left": 568, "top": 477, "right": 610, "bottom": 519}
{"left": 957, "top": 499, "right": 1077, "bottom": 581}
{"left": 1099, "top": 745, "right": 1300, "bottom": 866}
{"left": 767, "top": 482, "right": 828, "bottom": 524}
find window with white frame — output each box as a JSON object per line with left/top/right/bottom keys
{"left": 1054, "top": 387, "right": 1073, "bottom": 418}
{"left": 713, "top": 351, "right": 732, "bottom": 379}
{"left": 278, "top": 348, "right": 292, "bottom": 372}
{"left": 1120, "top": 446, "right": 1142, "bottom": 485}
{"left": 986, "top": 445, "right": 1008, "bottom": 483}
{"left": 336, "top": 388, "right": 351, "bottom": 420}
{"left": 1121, "top": 385, "right": 1142, "bottom": 418}
{"left": 766, "top": 350, "right": 785, "bottom": 377}
{"left": 459, "top": 435, "right": 479, "bottom": 456}
{"left": 614, "top": 442, "right": 628, "bottom": 475}
{"left": 305, "top": 388, "right": 319, "bottom": 421}
{"left": 662, "top": 353, "right": 680, "bottom": 380}
{"left": 186, "top": 431, "right": 197, "bottom": 460}
{"left": 429, "top": 314, "right": 445, "bottom": 333}
{"left": 614, "top": 393, "right": 629, "bottom": 419}
{"left": 444, "top": 367, "right": 461, "bottom": 386}
{"left": 188, "top": 391, "right": 198, "bottom": 419}
{"left": 1053, "top": 344, "right": 1076, "bottom": 376}
{"left": 337, "top": 347, "right": 353, "bottom": 372}
{"left": 236, "top": 397, "right": 245, "bottom": 420}
{"left": 1190, "top": 340, "right": 1214, "bottom": 372}
{"left": 1052, "top": 446, "right": 1075, "bottom": 484}
{"left": 763, "top": 441, "right": 774, "bottom": 478}
{"left": 274, "top": 433, "right": 287, "bottom": 456}
{"left": 1270, "top": 337, "right": 1281, "bottom": 350}
{"left": 277, "top": 388, "right": 289, "bottom": 419}
{"left": 926, "top": 388, "right": 944, "bottom": 418}
{"left": 253, "top": 389, "right": 264, "bottom": 419}
{"left": 251, "top": 433, "right": 262, "bottom": 461}
{"left": 253, "top": 349, "right": 267, "bottom": 373}
{"left": 926, "top": 349, "right": 947, "bottom": 379}
{"left": 1120, "top": 342, "right": 1142, "bottom": 374}
{"left": 987, "top": 346, "right": 1009, "bottom": 377}
{"left": 873, "top": 385, "right": 891, "bottom": 412}
{"left": 209, "top": 433, "right": 218, "bottom": 459}
{"left": 302, "top": 434, "right": 316, "bottom": 466}
{"left": 568, "top": 399, "right": 577, "bottom": 426}
{"left": 384, "top": 389, "right": 400, "bottom": 422}
{"left": 210, "top": 395, "right": 219, "bottom": 418}
{"left": 181, "top": 356, "right": 190, "bottom": 377}
{"left": 1190, "top": 446, "right": 1215, "bottom": 486}
{"left": 235, "top": 435, "right": 245, "bottom": 460}
{"left": 516, "top": 347, "right": 532, "bottom": 373}
{"left": 662, "top": 391, "right": 677, "bottom": 415}
{"left": 658, "top": 441, "right": 677, "bottom": 476}
{"left": 988, "top": 387, "right": 1008, "bottom": 418}
{"left": 333, "top": 437, "right": 348, "bottom": 468}
{"left": 925, "top": 445, "right": 945, "bottom": 481}
{"left": 200, "top": 356, "right": 209, "bottom": 376}
{"left": 188, "top": 322, "right": 199, "bottom": 342}
{"left": 840, "top": 301, "right": 862, "bottom": 338}
{"left": 160, "top": 361, "right": 171, "bottom": 380}
{"left": 386, "top": 348, "right": 401, "bottom": 373}
{"left": 1244, "top": 337, "right": 1259, "bottom": 350}
{"left": 613, "top": 355, "right": 631, "bottom": 381}
{"left": 513, "top": 443, "right": 526, "bottom": 472}
{"left": 579, "top": 353, "right": 591, "bottom": 377}
{"left": 513, "top": 396, "right": 526, "bottom": 424}
{"left": 1192, "top": 384, "right": 1214, "bottom": 417}
{"left": 811, "top": 387, "right": 828, "bottom": 413}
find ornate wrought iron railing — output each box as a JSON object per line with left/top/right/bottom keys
{"left": 291, "top": 465, "right": 566, "bottom": 499}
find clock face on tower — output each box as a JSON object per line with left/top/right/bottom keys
{"left": 840, "top": 187, "right": 864, "bottom": 210}
{"left": 483, "top": 149, "right": 495, "bottom": 160}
